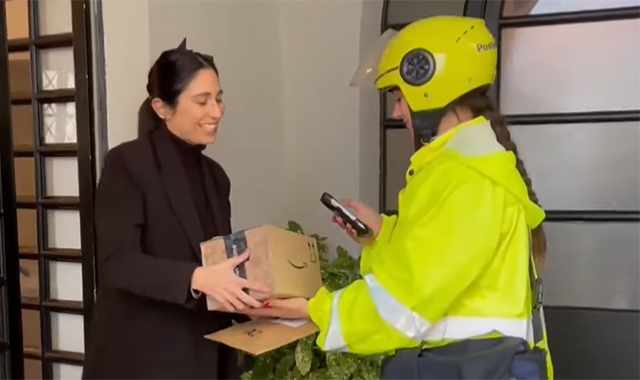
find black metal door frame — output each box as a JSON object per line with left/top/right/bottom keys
{"left": 1, "top": 0, "right": 98, "bottom": 376}
{"left": 72, "top": 0, "right": 98, "bottom": 351}
{"left": 0, "top": 2, "right": 27, "bottom": 377}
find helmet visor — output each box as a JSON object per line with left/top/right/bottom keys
{"left": 349, "top": 28, "right": 399, "bottom": 89}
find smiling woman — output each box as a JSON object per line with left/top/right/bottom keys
{"left": 82, "top": 39, "right": 269, "bottom": 380}
{"left": 137, "top": 38, "right": 225, "bottom": 144}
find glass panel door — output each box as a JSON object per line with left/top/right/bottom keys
{"left": 2, "top": 0, "right": 97, "bottom": 378}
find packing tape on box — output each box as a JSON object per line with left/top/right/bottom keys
{"left": 223, "top": 231, "right": 249, "bottom": 294}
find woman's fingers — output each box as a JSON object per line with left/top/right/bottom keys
{"left": 241, "top": 279, "right": 271, "bottom": 294}
{"left": 333, "top": 215, "right": 360, "bottom": 242}
{"left": 339, "top": 198, "right": 357, "bottom": 209}
{"left": 241, "top": 307, "right": 284, "bottom": 318}
{"left": 333, "top": 216, "right": 349, "bottom": 231}
{"left": 212, "top": 290, "right": 236, "bottom": 312}
{"left": 344, "top": 224, "right": 357, "bottom": 237}
{"left": 262, "top": 299, "right": 290, "bottom": 308}
{"left": 250, "top": 290, "right": 272, "bottom": 300}
{"left": 233, "top": 288, "right": 263, "bottom": 309}
{"left": 224, "top": 249, "right": 251, "bottom": 268}
{"left": 222, "top": 282, "right": 265, "bottom": 310}
{"left": 220, "top": 288, "right": 246, "bottom": 311}
{"left": 221, "top": 301, "right": 236, "bottom": 312}
{"left": 333, "top": 215, "right": 357, "bottom": 235}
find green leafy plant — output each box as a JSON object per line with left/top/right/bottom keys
{"left": 240, "top": 221, "right": 387, "bottom": 380}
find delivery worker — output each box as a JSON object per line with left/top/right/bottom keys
{"left": 243, "top": 15, "right": 553, "bottom": 380}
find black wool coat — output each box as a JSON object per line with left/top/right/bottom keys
{"left": 82, "top": 127, "right": 245, "bottom": 379}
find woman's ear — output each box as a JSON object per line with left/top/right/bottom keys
{"left": 151, "top": 98, "right": 169, "bottom": 120}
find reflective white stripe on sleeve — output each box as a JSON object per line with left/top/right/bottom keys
{"left": 323, "top": 289, "right": 350, "bottom": 352}
{"left": 364, "top": 274, "right": 432, "bottom": 341}
{"left": 364, "top": 273, "right": 532, "bottom": 342}
{"left": 427, "top": 316, "right": 530, "bottom": 341}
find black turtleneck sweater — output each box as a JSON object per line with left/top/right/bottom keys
{"left": 167, "top": 130, "right": 217, "bottom": 241}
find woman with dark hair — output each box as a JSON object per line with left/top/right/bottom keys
{"left": 82, "top": 40, "right": 268, "bottom": 379}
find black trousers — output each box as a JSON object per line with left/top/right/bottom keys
{"left": 380, "top": 338, "right": 547, "bottom": 380}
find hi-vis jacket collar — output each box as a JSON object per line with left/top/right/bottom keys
{"left": 407, "top": 115, "right": 545, "bottom": 229}
{"left": 408, "top": 116, "right": 496, "bottom": 178}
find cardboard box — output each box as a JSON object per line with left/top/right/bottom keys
{"left": 200, "top": 225, "right": 323, "bottom": 354}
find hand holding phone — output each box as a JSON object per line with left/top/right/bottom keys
{"left": 320, "top": 192, "right": 374, "bottom": 238}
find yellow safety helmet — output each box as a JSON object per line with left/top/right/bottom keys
{"left": 351, "top": 16, "right": 498, "bottom": 148}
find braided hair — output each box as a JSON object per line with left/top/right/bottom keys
{"left": 455, "top": 90, "right": 548, "bottom": 269}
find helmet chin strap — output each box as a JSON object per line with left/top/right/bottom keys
{"left": 410, "top": 109, "right": 447, "bottom": 151}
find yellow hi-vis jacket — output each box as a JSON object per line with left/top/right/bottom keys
{"left": 308, "top": 116, "right": 553, "bottom": 378}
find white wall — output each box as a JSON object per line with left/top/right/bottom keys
{"left": 277, "top": 0, "right": 371, "bottom": 252}
{"left": 149, "top": 0, "right": 288, "bottom": 240}
{"left": 359, "top": 0, "right": 384, "bottom": 210}
{"left": 101, "top": 0, "right": 382, "bottom": 254}
{"left": 101, "top": 0, "right": 151, "bottom": 148}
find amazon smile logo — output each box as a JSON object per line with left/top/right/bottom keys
{"left": 287, "top": 259, "right": 308, "bottom": 269}
{"left": 285, "top": 240, "right": 318, "bottom": 269}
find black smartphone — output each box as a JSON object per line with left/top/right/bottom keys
{"left": 320, "top": 192, "right": 373, "bottom": 237}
